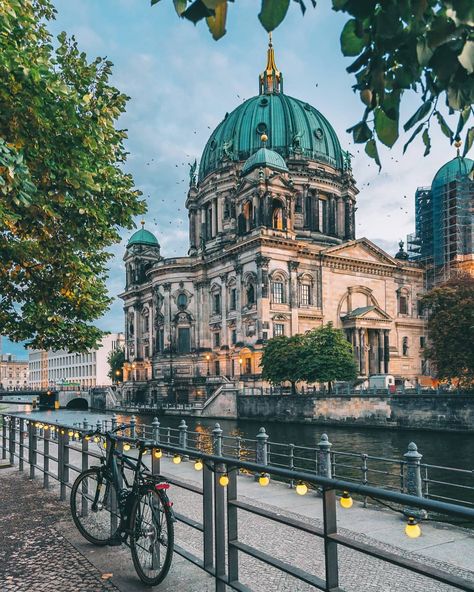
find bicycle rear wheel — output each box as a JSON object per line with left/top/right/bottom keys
{"left": 130, "top": 488, "right": 174, "bottom": 586}
{"left": 70, "top": 467, "right": 120, "bottom": 545}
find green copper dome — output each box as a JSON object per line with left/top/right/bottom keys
{"left": 127, "top": 227, "right": 159, "bottom": 247}
{"left": 432, "top": 156, "right": 474, "bottom": 189}
{"left": 199, "top": 93, "right": 344, "bottom": 180}
{"left": 242, "top": 146, "right": 289, "bottom": 175}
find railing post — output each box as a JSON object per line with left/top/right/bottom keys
{"left": 9, "top": 417, "right": 15, "bottom": 465}
{"left": 203, "top": 459, "right": 214, "bottom": 572}
{"left": 214, "top": 461, "right": 226, "bottom": 591}
{"left": 288, "top": 443, "right": 295, "bottom": 488}
{"left": 152, "top": 417, "right": 161, "bottom": 475}
{"left": 81, "top": 421, "right": 89, "bottom": 517}
{"left": 255, "top": 427, "right": 269, "bottom": 481}
{"left": 2, "top": 415, "right": 7, "bottom": 460}
{"left": 227, "top": 467, "right": 239, "bottom": 586}
{"left": 318, "top": 433, "right": 332, "bottom": 479}
{"left": 19, "top": 418, "right": 25, "bottom": 472}
{"left": 111, "top": 413, "right": 117, "bottom": 431}
{"left": 178, "top": 419, "right": 188, "bottom": 452}
{"left": 322, "top": 488, "right": 339, "bottom": 591}
{"left": 60, "top": 431, "right": 70, "bottom": 501}
{"left": 29, "top": 421, "right": 37, "bottom": 479}
{"left": 403, "top": 442, "right": 426, "bottom": 518}
{"left": 212, "top": 423, "right": 223, "bottom": 457}
{"left": 130, "top": 415, "right": 136, "bottom": 439}
{"left": 43, "top": 424, "right": 50, "bottom": 489}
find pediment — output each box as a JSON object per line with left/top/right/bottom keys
{"left": 342, "top": 305, "right": 392, "bottom": 322}
{"left": 323, "top": 239, "right": 396, "bottom": 266}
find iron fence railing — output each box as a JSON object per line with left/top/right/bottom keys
{"left": 1, "top": 412, "right": 474, "bottom": 592}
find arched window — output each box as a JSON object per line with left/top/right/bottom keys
{"left": 271, "top": 273, "right": 287, "bottom": 304}
{"left": 246, "top": 284, "right": 255, "bottom": 306}
{"left": 243, "top": 200, "right": 253, "bottom": 233}
{"left": 142, "top": 310, "right": 149, "bottom": 333}
{"left": 271, "top": 199, "right": 284, "bottom": 230}
{"left": 397, "top": 288, "right": 409, "bottom": 315}
{"left": 402, "top": 337, "right": 409, "bottom": 356}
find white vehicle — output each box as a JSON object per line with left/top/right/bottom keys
{"left": 369, "top": 374, "right": 395, "bottom": 389}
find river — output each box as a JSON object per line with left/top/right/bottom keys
{"left": 3, "top": 403, "right": 473, "bottom": 506}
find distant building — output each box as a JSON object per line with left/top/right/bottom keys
{"left": 408, "top": 153, "right": 474, "bottom": 286}
{"left": 0, "top": 354, "right": 29, "bottom": 390}
{"left": 28, "top": 333, "right": 124, "bottom": 389}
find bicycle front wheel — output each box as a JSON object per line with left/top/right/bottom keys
{"left": 70, "top": 467, "right": 120, "bottom": 545}
{"left": 130, "top": 488, "right": 174, "bottom": 586}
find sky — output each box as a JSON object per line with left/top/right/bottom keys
{"left": 3, "top": 0, "right": 466, "bottom": 359}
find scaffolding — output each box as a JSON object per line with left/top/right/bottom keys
{"left": 407, "top": 158, "right": 474, "bottom": 287}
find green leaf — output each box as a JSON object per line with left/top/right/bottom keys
{"left": 422, "top": 128, "right": 431, "bottom": 156}
{"left": 403, "top": 100, "right": 432, "bottom": 132}
{"left": 173, "top": 0, "right": 188, "bottom": 15}
{"left": 340, "top": 19, "right": 366, "bottom": 56}
{"left": 206, "top": 1, "right": 227, "bottom": 40}
{"left": 258, "top": 0, "right": 290, "bottom": 32}
{"left": 374, "top": 107, "right": 398, "bottom": 147}
{"left": 182, "top": 0, "right": 213, "bottom": 22}
{"left": 365, "top": 138, "right": 381, "bottom": 169}
{"left": 434, "top": 111, "right": 453, "bottom": 140}
{"left": 463, "top": 127, "right": 474, "bottom": 157}
{"left": 403, "top": 123, "right": 424, "bottom": 153}
{"left": 347, "top": 120, "right": 372, "bottom": 143}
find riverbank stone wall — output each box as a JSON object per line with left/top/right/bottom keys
{"left": 237, "top": 394, "right": 474, "bottom": 432}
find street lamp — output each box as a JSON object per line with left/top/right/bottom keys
{"left": 206, "top": 354, "right": 211, "bottom": 376}
{"left": 239, "top": 357, "right": 243, "bottom": 376}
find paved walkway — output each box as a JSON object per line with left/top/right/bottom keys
{"left": 1, "top": 438, "right": 473, "bottom": 591}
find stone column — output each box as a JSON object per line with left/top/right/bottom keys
{"left": 359, "top": 329, "right": 366, "bottom": 375}
{"left": 163, "top": 284, "right": 172, "bottom": 355}
{"left": 148, "top": 301, "right": 154, "bottom": 359}
{"left": 384, "top": 330, "right": 390, "bottom": 373}
{"left": 337, "top": 197, "right": 344, "bottom": 238}
{"left": 235, "top": 264, "right": 243, "bottom": 342}
{"left": 256, "top": 255, "right": 270, "bottom": 341}
{"left": 288, "top": 261, "right": 299, "bottom": 335}
{"left": 213, "top": 198, "right": 218, "bottom": 236}
{"left": 133, "top": 305, "right": 139, "bottom": 360}
{"left": 220, "top": 274, "right": 228, "bottom": 345}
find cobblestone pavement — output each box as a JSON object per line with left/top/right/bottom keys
{"left": 0, "top": 468, "right": 119, "bottom": 592}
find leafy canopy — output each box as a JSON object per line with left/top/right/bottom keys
{"left": 0, "top": 0, "right": 145, "bottom": 352}
{"left": 151, "top": 0, "right": 474, "bottom": 166}
{"left": 260, "top": 323, "right": 357, "bottom": 390}
{"left": 107, "top": 346, "right": 125, "bottom": 382}
{"left": 421, "top": 273, "right": 474, "bottom": 387}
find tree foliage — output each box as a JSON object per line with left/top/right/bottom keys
{"left": 260, "top": 334, "right": 303, "bottom": 393}
{"left": 107, "top": 346, "right": 125, "bottom": 382}
{"left": 260, "top": 323, "right": 357, "bottom": 392}
{"left": 151, "top": 0, "right": 474, "bottom": 165}
{"left": 421, "top": 273, "right": 474, "bottom": 387}
{"left": 0, "top": 0, "right": 145, "bottom": 352}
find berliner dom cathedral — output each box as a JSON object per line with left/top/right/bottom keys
{"left": 120, "top": 39, "right": 427, "bottom": 403}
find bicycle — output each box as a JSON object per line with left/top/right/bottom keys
{"left": 70, "top": 423, "right": 175, "bottom": 586}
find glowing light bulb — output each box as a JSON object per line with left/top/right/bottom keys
{"left": 74, "top": 432, "right": 80, "bottom": 439}
{"left": 123, "top": 443, "right": 131, "bottom": 452}
{"left": 142, "top": 449, "right": 148, "bottom": 455}
{"left": 219, "top": 474, "right": 229, "bottom": 487}
{"left": 172, "top": 454, "right": 181, "bottom": 465}
{"left": 296, "top": 482, "right": 308, "bottom": 496}
{"left": 60, "top": 429, "right": 65, "bottom": 435}
{"left": 154, "top": 449, "right": 162, "bottom": 459}
{"left": 405, "top": 517, "right": 421, "bottom": 539}
{"left": 68, "top": 430, "right": 74, "bottom": 437}
{"left": 85, "top": 435, "right": 90, "bottom": 441}
{"left": 103, "top": 441, "right": 107, "bottom": 449}
{"left": 340, "top": 491, "right": 353, "bottom": 509}
{"left": 93, "top": 436, "right": 100, "bottom": 443}
{"left": 43, "top": 424, "right": 49, "bottom": 431}
{"left": 194, "top": 459, "right": 203, "bottom": 471}
{"left": 259, "top": 474, "right": 270, "bottom": 487}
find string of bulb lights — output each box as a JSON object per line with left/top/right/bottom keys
{"left": 13, "top": 418, "right": 422, "bottom": 539}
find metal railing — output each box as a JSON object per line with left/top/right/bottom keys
{"left": 1, "top": 412, "right": 474, "bottom": 592}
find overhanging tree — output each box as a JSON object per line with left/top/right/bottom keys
{"left": 0, "top": 0, "right": 145, "bottom": 352}
{"left": 299, "top": 323, "right": 358, "bottom": 392}
{"left": 421, "top": 273, "right": 474, "bottom": 387}
{"left": 260, "top": 334, "right": 303, "bottom": 393}
{"left": 151, "top": 0, "right": 473, "bottom": 166}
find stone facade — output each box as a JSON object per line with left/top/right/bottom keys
{"left": 119, "top": 43, "right": 427, "bottom": 403}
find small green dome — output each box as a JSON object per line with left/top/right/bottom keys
{"left": 199, "top": 93, "right": 344, "bottom": 181}
{"left": 127, "top": 228, "right": 159, "bottom": 247}
{"left": 242, "top": 146, "right": 289, "bottom": 175}
{"left": 432, "top": 156, "right": 474, "bottom": 189}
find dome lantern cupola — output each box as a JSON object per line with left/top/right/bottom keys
{"left": 259, "top": 33, "right": 283, "bottom": 95}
